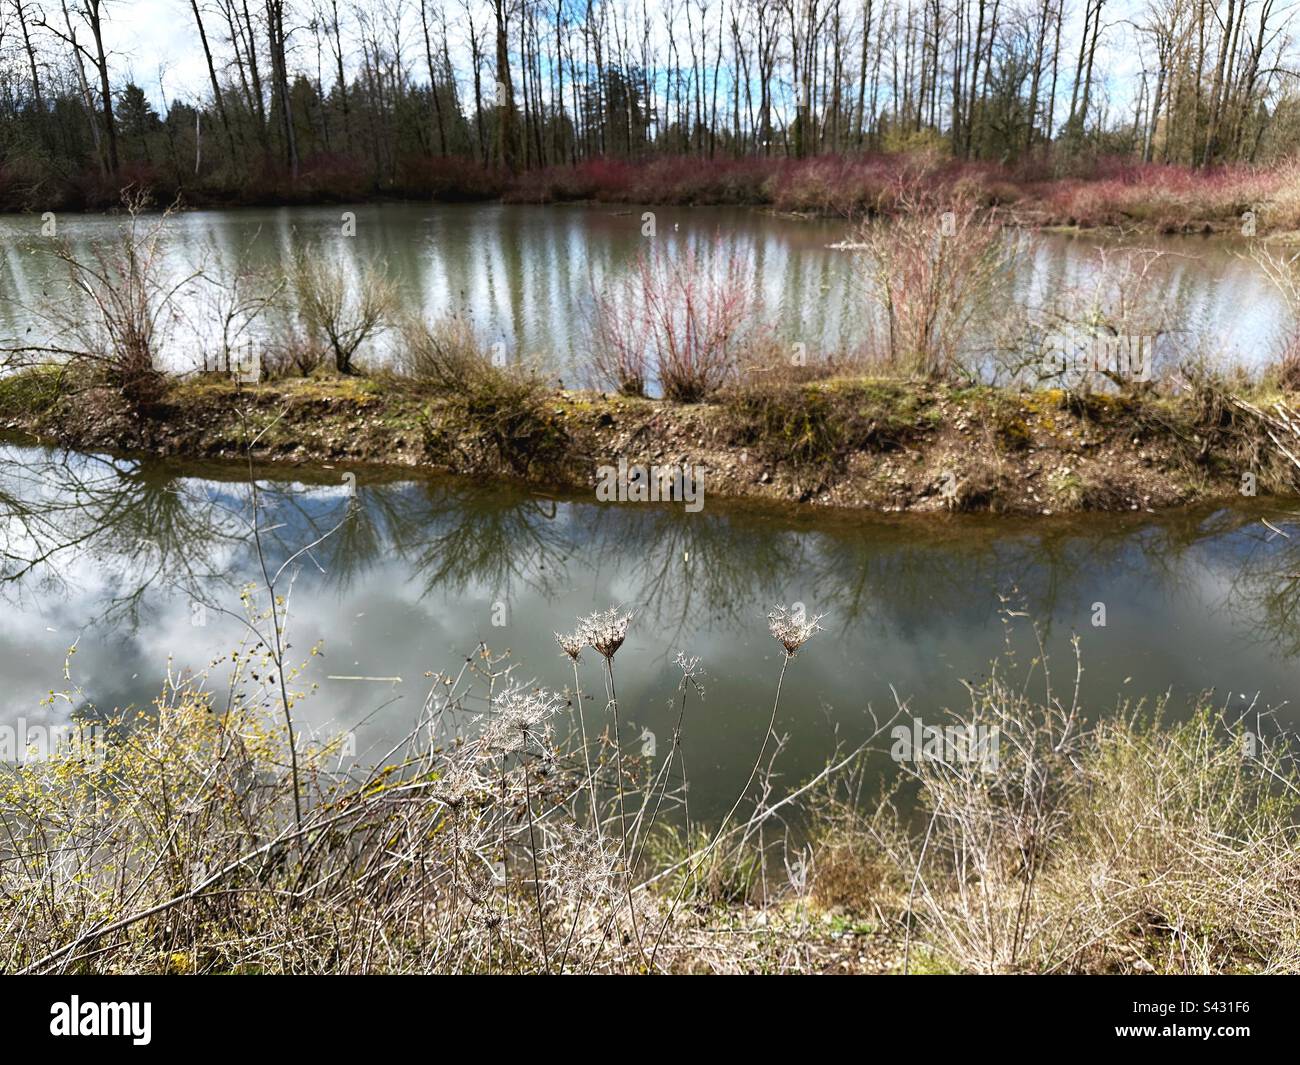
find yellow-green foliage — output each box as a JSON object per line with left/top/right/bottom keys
{"left": 0, "top": 685, "right": 317, "bottom": 968}
{"left": 722, "top": 378, "right": 938, "bottom": 473}
{"left": 0, "top": 366, "right": 66, "bottom": 418}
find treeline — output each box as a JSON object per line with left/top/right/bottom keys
{"left": 0, "top": 0, "right": 1299, "bottom": 210}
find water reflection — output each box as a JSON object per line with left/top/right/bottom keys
{"left": 1, "top": 439, "right": 1298, "bottom": 815}
{"left": 0, "top": 203, "right": 1286, "bottom": 376}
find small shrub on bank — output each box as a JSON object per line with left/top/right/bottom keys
{"left": 1163, "top": 360, "right": 1299, "bottom": 493}
{"left": 262, "top": 324, "right": 328, "bottom": 378}
{"left": 1250, "top": 241, "right": 1300, "bottom": 393}
{"left": 9, "top": 191, "right": 190, "bottom": 409}
{"left": 588, "top": 241, "right": 756, "bottom": 401}
{"left": 291, "top": 249, "right": 395, "bottom": 374}
{"left": 395, "top": 313, "right": 486, "bottom": 388}
{"left": 721, "top": 377, "right": 937, "bottom": 484}
{"left": 399, "top": 316, "right": 570, "bottom": 477}
{"left": 857, "top": 194, "right": 1020, "bottom": 380}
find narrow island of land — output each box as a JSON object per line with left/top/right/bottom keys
{"left": 2, "top": 366, "right": 1296, "bottom": 516}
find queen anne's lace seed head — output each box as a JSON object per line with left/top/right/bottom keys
{"left": 433, "top": 764, "right": 487, "bottom": 814}
{"left": 544, "top": 827, "right": 619, "bottom": 903}
{"left": 481, "top": 687, "right": 560, "bottom": 755}
{"left": 767, "top": 605, "right": 823, "bottom": 657}
{"left": 674, "top": 651, "right": 705, "bottom": 696}
{"left": 554, "top": 630, "right": 584, "bottom": 661}
{"left": 674, "top": 651, "right": 701, "bottom": 678}
{"left": 580, "top": 608, "right": 632, "bottom": 660}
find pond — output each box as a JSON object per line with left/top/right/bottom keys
{"left": 2, "top": 438, "right": 1298, "bottom": 819}
{"left": 0, "top": 202, "right": 1290, "bottom": 383}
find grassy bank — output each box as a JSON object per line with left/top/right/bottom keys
{"left": 0, "top": 365, "right": 1295, "bottom": 516}
{"left": 4, "top": 195, "right": 1297, "bottom": 517}
{"left": 4, "top": 608, "right": 1297, "bottom": 975}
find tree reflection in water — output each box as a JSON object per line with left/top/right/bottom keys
{"left": 3, "top": 438, "right": 1300, "bottom": 817}
{"left": 1, "top": 440, "right": 1293, "bottom": 648}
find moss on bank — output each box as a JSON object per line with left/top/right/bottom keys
{"left": 0, "top": 366, "right": 1293, "bottom": 516}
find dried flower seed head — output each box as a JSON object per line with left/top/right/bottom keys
{"left": 481, "top": 687, "right": 561, "bottom": 755}
{"left": 544, "top": 827, "right": 619, "bottom": 902}
{"left": 554, "top": 630, "right": 584, "bottom": 661}
{"left": 580, "top": 607, "right": 632, "bottom": 660}
{"left": 674, "top": 651, "right": 705, "bottom": 696}
{"left": 767, "top": 605, "right": 823, "bottom": 657}
{"left": 433, "top": 764, "right": 487, "bottom": 814}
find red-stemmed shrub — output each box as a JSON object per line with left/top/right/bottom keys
{"left": 588, "top": 239, "right": 756, "bottom": 401}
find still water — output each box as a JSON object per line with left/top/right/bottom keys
{"left": 2, "top": 438, "right": 1298, "bottom": 817}
{"left": 0, "top": 202, "right": 1289, "bottom": 380}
